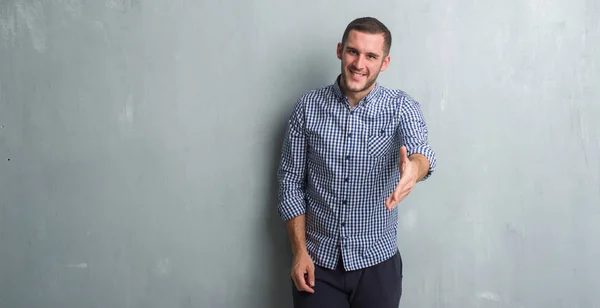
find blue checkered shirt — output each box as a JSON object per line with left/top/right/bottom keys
{"left": 277, "top": 76, "right": 437, "bottom": 271}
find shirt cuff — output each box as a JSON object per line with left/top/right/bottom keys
{"left": 408, "top": 144, "right": 437, "bottom": 180}
{"left": 278, "top": 197, "right": 306, "bottom": 221}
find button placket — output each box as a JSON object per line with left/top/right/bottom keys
{"left": 341, "top": 107, "right": 355, "bottom": 247}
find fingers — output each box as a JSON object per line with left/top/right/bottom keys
{"left": 385, "top": 189, "right": 398, "bottom": 210}
{"left": 291, "top": 261, "right": 315, "bottom": 293}
{"left": 293, "top": 271, "right": 314, "bottom": 293}
{"left": 385, "top": 176, "right": 413, "bottom": 210}
{"left": 385, "top": 197, "right": 394, "bottom": 210}
{"left": 385, "top": 193, "right": 397, "bottom": 210}
{"left": 386, "top": 189, "right": 409, "bottom": 210}
{"left": 307, "top": 264, "right": 315, "bottom": 288}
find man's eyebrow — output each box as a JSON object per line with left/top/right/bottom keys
{"left": 345, "top": 46, "right": 382, "bottom": 58}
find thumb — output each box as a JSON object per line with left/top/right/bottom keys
{"left": 399, "top": 146, "right": 408, "bottom": 170}
{"left": 400, "top": 146, "right": 408, "bottom": 161}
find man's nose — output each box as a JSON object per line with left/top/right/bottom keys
{"left": 353, "top": 55, "right": 365, "bottom": 69}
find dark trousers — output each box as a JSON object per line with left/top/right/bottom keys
{"left": 292, "top": 250, "right": 403, "bottom": 308}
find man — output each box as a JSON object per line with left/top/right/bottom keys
{"left": 277, "top": 16, "right": 437, "bottom": 308}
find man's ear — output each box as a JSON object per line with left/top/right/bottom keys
{"left": 336, "top": 43, "right": 343, "bottom": 60}
{"left": 380, "top": 55, "right": 391, "bottom": 72}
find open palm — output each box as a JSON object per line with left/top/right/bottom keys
{"left": 385, "top": 146, "right": 418, "bottom": 210}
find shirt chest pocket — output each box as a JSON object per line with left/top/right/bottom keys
{"left": 367, "top": 116, "right": 397, "bottom": 158}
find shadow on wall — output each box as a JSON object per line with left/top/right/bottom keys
{"left": 262, "top": 52, "right": 334, "bottom": 308}
{"left": 264, "top": 118, "right": 294, "bottom": 308}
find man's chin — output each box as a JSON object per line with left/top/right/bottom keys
{"left": 346, "top": 82, "right": 367, "bottom": 93}
{"left": 341, "top": 78, "right": 362, "bottom": 90}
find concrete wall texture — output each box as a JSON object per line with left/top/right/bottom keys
{"left": 1, "top": 0, "right": 599, "bottom": 307}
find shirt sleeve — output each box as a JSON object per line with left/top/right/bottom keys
{"left": 277, "top": 99, "right": 308, "bottom": 221}
{"left": 399, "top": 96, "right": 437, "bottom": 180}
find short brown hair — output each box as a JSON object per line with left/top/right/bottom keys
{"left": 341, "top": 17, "right": 392, "bottom": 55}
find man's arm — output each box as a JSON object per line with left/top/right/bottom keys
{"left": 286, "top": 214, "right": 315, "bottom": 293}
{"left": 409, "top": 153, "right": 431, "bottom": 182}
{"left": 276, "top": 99, "right": 315, "bottom": 293}
{"left": 277, "top": 99, "right": 308, "bottom": 222}
{"left": 286, "top": 214, "right": 308, "bottom": 256}
{"left": 399, "top": 96, "right": 437, "bottom": 180}
{"left": 385, "top": 96, "right": 437, "bottom": 210}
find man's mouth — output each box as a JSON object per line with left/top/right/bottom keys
{"left": 349, "top": 68, "right": 366, "bottom": 78}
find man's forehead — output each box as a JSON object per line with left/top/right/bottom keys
{"left": 344, "top": 31, "right": 385, "bottom": 54}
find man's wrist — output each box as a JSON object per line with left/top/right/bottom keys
{"left": 292, "top": 246, "right": 309, "bottom": 257}
{"left": 286, "top": 214, "right": 308, "bottom": 257}
{"left": 409, "top": 153, "right": 430, "bottom": 181}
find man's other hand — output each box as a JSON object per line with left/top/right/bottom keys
{"left": 291, "top": 251, "right": 315, "bottom": 293}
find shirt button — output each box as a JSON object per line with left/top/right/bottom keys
{"left": 345, "top": 155, "right": 350, "bottom": 160}
{"left": 342, "top": 200, "right": 347, "bottom": 205}
{"left": 341, "top": 222, "right": 346, "bottom": 227}
{"left": 344, "top": 177, "right": 349, "bottom": 183}
{"left": 348, "top": 133, "right": 352, "bottom": 138}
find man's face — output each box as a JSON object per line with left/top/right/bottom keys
{"left": 337, "top": 30, "right": 390, "bottom": 95}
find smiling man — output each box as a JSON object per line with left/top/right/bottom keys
{"left": 277, "top": 17, "right": 437, "bottom": 308}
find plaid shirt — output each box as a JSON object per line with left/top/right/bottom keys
{"left": 277, "top": 75, "right": 437, "bottom": 271}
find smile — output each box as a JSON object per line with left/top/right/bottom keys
{"left": 350, "top": 69, "right": 366, "bottom": 78}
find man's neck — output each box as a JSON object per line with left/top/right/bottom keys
{"left": 346, "top": 93, "right": 365, "bottom": 108}
{"left": 338, "top": 77, "right": 375, "bottom": 108}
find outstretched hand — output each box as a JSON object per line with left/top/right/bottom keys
{"left": 385, "top": 146, "right": 418, "bottom": 210}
